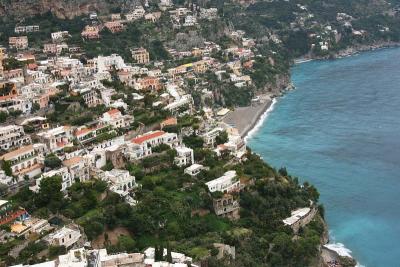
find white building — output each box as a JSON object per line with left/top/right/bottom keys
{"left": 125, "top": 142, "right": 150, "bottom": 160}
{"left": 216, "top": 133, "right": 246, "bottom": 158}
{"left": 164, "top": 95, "right": 193, "bottom": 114}
{"left": 45, "top": 226, "right": 81, "bottom": 248}
{"left": 104, "top": 169, "right": 136, "bottom": 194}
{"left": 132, "top": 131, "right": 179, "bottom": 151}
{"left": 31, "top": 167, "right": 73, "bottom": 193}
{"left": 0, "top": 170, "right": 15, "bottom": 187}
{"left": 159, "top": 0, "right": 173, "bottom": 8}
{"left": 283, "top": 207, "right": 317, "bottom": 233}
{"left": 0, "top": 144, "right": 44, "bottom": 179}
{"left": 62, "top": 156, "right": 90, "bottom": 183}
{"left": 11, "top": 248, "right": 145, "bottom": 267}
{"left": 202, "top": 127, "right": 223, "bottom": 147}
{"left": 126, "top": 7, "right": 146, "bottom": 21}
{"left": 199, "top": 8, "right": 218, "bottom": 20}
{"left": 37, "top": 126, "right": 74, "bottom": 152}
{"left": 51, "top": 31, "right": 69, "bottom": 42}
{"left": 205, "top": 170, "right": 240, "bottom": 193}
{"left": 184, "top": 163, "right": 205, "bottom": 176}
{"left": 0, "top": 124, "right": 31, "bottom": 151}
{"left": 183, "top": 15, "right": 197, "bottom": 27}
{"left": 96, "top": 54, "right": 127, "bottom": 73}
{"left": 101, "top": 108, "right": 133, "bottom": 128}
{"left": 174, "top": 146, "right": 194, "bottom": 167}
{"left": 144, "top": 247, "right": 196, "bottom": 266}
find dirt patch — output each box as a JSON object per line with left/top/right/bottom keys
{"left": 191, "top": 209, "right": 210, "bottom": 217}
{"left": 92, "top": 226, "right": 131, "bottom": 249}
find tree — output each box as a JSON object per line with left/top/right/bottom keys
{"left": 183, "top": 135, "right": 204, "bottom": 149}
{"left": 117, "top": 236, "right": 136, "bottom": 252}
{"left": 83, "top": 221, "right": 104, "bottom": 240}
{"left": 1, "top": 160, "right": 12, "bottom": 176}
{"left": 44, "top": 154, "right": 62, "bottom": 169}
{"left": 48, "top": 245, "right": 66, "bottom": 258}
{"left": 35, "top": 176, "right": 63, "bottom": 212}
{"left": 215, "top": 131, "right": 228, "bottom": 145}
{"left": 31, "top": 103, "right": 40, "bottom": 112}
{"left": 0, "top": 111, "right": 7, "bottom": 123}
{"left": 102, "top": 160, "right": 114, "bottom": 171}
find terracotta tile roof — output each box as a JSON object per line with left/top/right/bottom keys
{"left": 131, "top": 131, "right": 165, "bottom": 145}
{"left": 107, "top": 108, "right": 120, "bottom": 115}
{"left": 74, "top": 128, "right": 91, "bottom": 137}
{"left": 161, "top": 117, "right": 177, "bottom": 127}
{"left": 217, "top": 144, "right": 228, "bottom": 150}
{"left": 0, "top": 145, "right": 34, "bottom": 161}
{"left": 107, "top": 109, "right": 121, "bottom": 118}
{"left": 27, "top": 63, "right": 38, "bottom": 70}
{"left": 63, "top": 156, "right": 83, "bottom": 167}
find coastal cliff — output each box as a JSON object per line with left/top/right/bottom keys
{"left": 0, "top": 0, "right": 139, "bottom": 19}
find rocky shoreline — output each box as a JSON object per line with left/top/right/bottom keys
{"left": 332, "top": 41, "right": 400, "bottom": 58}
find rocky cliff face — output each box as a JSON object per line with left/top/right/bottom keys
{"left": 0, "top": 0, "right": 140, "bottom": 19}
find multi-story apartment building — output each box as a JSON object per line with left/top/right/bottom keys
{"left": 37, "top": 126, "right": 74, "bottom": 152}
{"left": 213, "top": 194, "right": 240, "bottom": 220}
{"left": 126, "top": 130, "right": 179, "bottom": 160}
{"left": 131, "top": 48, "right": 150, "bottom": 64}
{"left": 202, "top": 127, "right": 223, "bottom": 147}
{"left": 131, "top": 130, "right": 179, "bottom": 149}
{"left": 0, "top": 144, "right": 44, "bottom": 179}
{"left": 9, "top": 36, "right": 28, "bottom": 50}
{"left": 104, "top": 21, "right": 124, "bottom": 33}
{"left": 14, "top": 25, "right": 39, "bottom": 34}
{"left": 126, "top": 7, "right": 146, "bottom": 21}
{"left": 45, "top": 226, "right": 81, "bottom": 248}
{"left": 134, "top": 77, "right": 161, "bottom": 91}
{"left": 81, "top": 25, "right": 100, "bottom": 40}
{"left": 174, "top": 146, "right": 194, "bottom": 167}
{"left": 0, "top": 125, "right": 31, "bottom": 151}
{"left": 104, "top": 169, "right": 137, "bottom": 194}
{"left": 101, "top": 108, "right": 134, "bottom": 129}
{"left": 62, "top": 156, "right": 90, "bottom": 183}
{"left": 51, "top": 31, "right": 69, "bottom": 42}
{"left": 205, "top": 170, "right": 241, "bottom": 193}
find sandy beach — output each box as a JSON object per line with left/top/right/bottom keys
{"left": 222, "top": 96, "right": 273, "bottom": 138}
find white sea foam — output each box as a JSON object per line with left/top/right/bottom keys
{"left": 324, "top": 242, "right": 366, "bottom": 267}
{"left": 244, "top": 98, "right": 277, "bottom": 143}
{"left": 324, "top": 243, "right": 353, "bottom": 258}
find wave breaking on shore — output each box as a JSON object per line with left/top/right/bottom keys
{"left": 325, "top": 240, "right": 365, "bottom": 267}
{"left": 244, "top": 98, "right": 277, "bottom": 143}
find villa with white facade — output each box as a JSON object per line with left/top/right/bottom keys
{"left": 205, "top": 170, "right": 240, "bottom": 193}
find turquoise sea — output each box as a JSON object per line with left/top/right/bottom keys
{"left": 247, "top": 48, "right": 400, "bottom": 267}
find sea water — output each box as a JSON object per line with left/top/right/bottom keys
{"left": 247, "top": 47, "right": 400, "bottom": 267}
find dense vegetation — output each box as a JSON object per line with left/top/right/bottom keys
{"left": 6, "top": 151, "right": 324, "bottom": 266}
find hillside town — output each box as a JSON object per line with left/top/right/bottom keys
{"left": 0, "top": 0, "right": 392, "bottom": 265}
